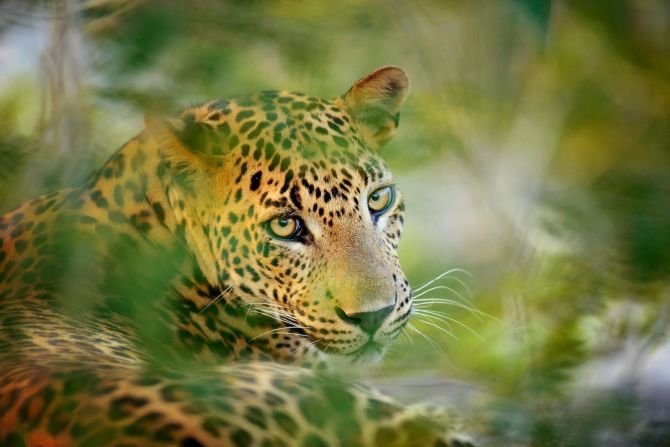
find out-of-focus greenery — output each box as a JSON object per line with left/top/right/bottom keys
{"left": 1, "top": 0, "right": 669, "bottom": 445}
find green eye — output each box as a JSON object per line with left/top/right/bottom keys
{"left": 267, "top": 216, "right": 302, "bottom": 239}
{"left": 368, "top": 186, "right": 395, "bottom": 215}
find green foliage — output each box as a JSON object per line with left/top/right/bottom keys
{"left": 1, "top": 0, "right": 669, "bottom": 444}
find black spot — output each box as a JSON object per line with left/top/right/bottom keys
{"left": 231, "top": 428, "right": 252, "bottom": 447}
{"left": 451, "top": 441, "right": 474, "bottom": 447}
{"left": 280, "top": 157, "right": 291, "bottom": 172}
{"left": 250, "top": 171, "right": 262, "bottom": 191}
{"left": 229, "top": 135, "right": 240, "bottom": 150}
{"left": 201, "top": 416, "right": 228, "bottom": 437}
{"left": 47, "top": 400, "right": 77, "bottom": 435}
{"left": 264, "top": 142, "right": 276, "bottom": 160}
{"left": 210, "top": 100, "right": 230, "bottom": 110}
{"left": 236, "top": 110, "right": 254, "bottom": 122}
{"left": 268, "top": 154, "right": 281, "bottom": 171}
{"left": 35, "top": 199, "right": 56, "bottom": 215}
{"left": 218, "top": 121, "right": 231, "bottom": 136}
{"left": 249, "top": 122, "right": 268, "bottom": 139}
{"left": 236, "top": 162, "right": 248, "bottom": 183}
{"left": 90, "top": 190, "right": 109, "bottom": 208}
{"left": 9, "top": 224, "right": 24, "bottom": 238}
{"left": 240, "top": 120, "right": 256, "bottom": 134}
{"left": 272, "top": 411, "right": 297, "bottom": 434}
{"left": 11, "top": 213, "right": 23, "bottom": 224}
{"left": 14, "top": 240, "right": 28, "bottom": 253}
{"left": 108, "top": 211, "right": 126, "bottom": 224}
{"left": 70, "top": 420, "right": 97, "bottom": 438}
{"left": 18, "top": 385, "right": 55, "bottom": 424}
{"left": 109, "top": 395, "right": 148, "bottom": 421}
{"left": 152, "top": 202, "right": 165, "bottom": 225}
{"left": 280, "top": 170, "right": 294, "bottom": 194}
{"left": 154, "top": 423, "right": 182, "bottom": 442}
{"left": 181, "top": 436, "right": 205, "bottom": 447}
{"left": 2, "top": 432, "right": 27, "bottom": 447}
{"left": 244, "top": 406, "right": 267, "bottom": 429}
{"left": 264, "top": 392, "right": 285, "bottom": 406}
{"left": 290, "top": 185, "right": 302, "bottom": 210}
{"left": 113, "top": 185, "right": 125, "bottom": 207}
{"left": 160, "top": 384, "right": 185, "bottom": 403}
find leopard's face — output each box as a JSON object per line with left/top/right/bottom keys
{"left": 149, "top": 67, "right": 411, "bottom": 361}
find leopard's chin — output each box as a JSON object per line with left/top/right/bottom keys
{"left": 315, "top": 337, "right": 390, "bottom": 365}
{"left": 347, "top": 340, "right": 389, "bottom": 363}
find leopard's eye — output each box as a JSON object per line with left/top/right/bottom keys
{"left": 267, "top": 216, "right": 302, "bottom": 239}
{"left": 368, "top": 186, "right": 395, "bottom": 215}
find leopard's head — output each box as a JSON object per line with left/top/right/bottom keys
{"left": 146, "top": 67, "right": 411, "bottom": 362}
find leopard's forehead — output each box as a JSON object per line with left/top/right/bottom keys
{"left": 176, "top": 91, "right": 390, "bottom": 183}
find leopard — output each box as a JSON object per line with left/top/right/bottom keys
{"left": 0, "top": 66, "right": 474, "bottom": 446}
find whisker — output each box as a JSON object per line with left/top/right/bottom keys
{"left": 241, "top": 301, "right": 284, "bottom": 308}
{"left": 250, "top": 326, "right": 308, "bottom": 341}
{"left": 241, "top": 307, "right": 280, "bottom": 319}
{"left": 415, "top": 309, "right": 485, "bottom": 342}
{"left": 238, "top": 302, "right": 298, "bottom": 321}
{"left": 413, "top": 285, "right": 474, "bottom": 310}
{"left": 199, "top": 285, "right": 233, "bottom": 314}
{"left": 412, "top": 317, "right": 458, "bottom": 340}
{"left": 407, "top": 322, "right": 450, "bottom": 362}
{"left": 289, "top": 339, "right": 320, "bottom": 357}
{"left": 414, "top": 298, "right": 472, "bottom": 308}
{"left": 412, "top": 309, "right": 455, "bottom": 331}
{"left": 445, "top": 275, "right": 474, "bottom": 300}
{"left": 239, "top": 302, "right": 299, "bottom": 325}
{"left": 413, "top": 298, "right": 500, "bottom": 322}
{"left": 398, "top": 330, "right": 412, "bottom": 345}
{"left": 247, "top": 309, "right": 298, "bottom": 326}
{"left": 413, "top": 268, "right": 472, "bottom": 292}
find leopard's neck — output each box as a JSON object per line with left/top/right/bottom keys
{"left": 0, "top": 132, "right": 317, "bottom": 367}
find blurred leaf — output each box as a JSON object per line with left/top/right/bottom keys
{"left": 0, "top": 134, "right": 28, "bottom": 185}
{"left": 512, "top": 0, "right": 553, "bottom": 37}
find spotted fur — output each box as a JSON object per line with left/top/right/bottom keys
{"left": 0, "top": 67, "right": 472, "bottom": 446}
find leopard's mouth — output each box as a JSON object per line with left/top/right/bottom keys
{"left": 274, "top": 299, "right": 410, "bottom": 359}
{"left": 348, "top": 340, "right": 386, "bottom": 360}
{"left": 310, "top": 332, "right": 392, "bottom": 357}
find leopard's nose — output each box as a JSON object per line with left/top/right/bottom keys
{"left": 335, "top": 304, "right": 394, "bottom": 336}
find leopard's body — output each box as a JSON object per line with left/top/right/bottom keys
{"left": 0, "top": 67, "right": 471, "bottom": 446}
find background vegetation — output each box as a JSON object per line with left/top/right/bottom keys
{"left": 1, "top": 0, "right": 669, "bottom": 445}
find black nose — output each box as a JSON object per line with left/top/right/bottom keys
{"left": 335, "top": 304, "right": 394, "bottom": 335}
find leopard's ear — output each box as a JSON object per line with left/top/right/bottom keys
{"left": 338, "top": 66, "right": 409, "bottom": 149}
{"left": 144, "top": 115, "right": 209, "bottom": 167}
